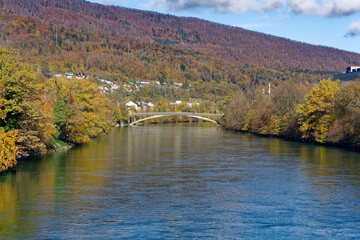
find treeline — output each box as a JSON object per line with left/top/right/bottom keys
{"left": 0, "top": 49, "right": 114, "bottom": 172}
{"left": 222, "top": 79, "right": 360, "bottom": 149}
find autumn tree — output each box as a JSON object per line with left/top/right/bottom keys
{"left": 328, "top": 81, "right": 360, "bottom": 147}
{"left": 223, "top": 93, "right": 251, "bottom": 131}
{"left": 0, "top": 130, "right": 19, "bottom": 172}
{"left": 47, "top": 77, "right": 113, "bottom": 144}
{"left": 0, "top": 49, "right": 55, "bottom": 157}
{"left": 297, "top": 79, "right": 340, "bottom": 143}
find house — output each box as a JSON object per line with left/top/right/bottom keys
{"left": 76, "top": 73, "right": 85, "bottom": 79}
{"left": 142, "top": 102, "right": 154, "bottom": 110}
{"left": 65, "top": 72, "right": 74, "bottom": 79}
{"left": 123, "top": 84, "right": 132, "bottom": 92}
{"left": 126, "top": 101, "right": 140, "bottom": 111}
{"left": 333, "top": 66, "right": 360, "bottom": 83}
{"left": 54, "top": 73, "right": 62, "bottom": 77}
{"left": 111, "top": 84, "right": 120, "bottom": 91}
{"left": 137, "top": 80, "right": 150, "bottom": 85}
{"left": 174, "top": 82, "right": 183, "bottom": 88}
{"left": 170, "top": 101, "right": 183, "bottom": 105}
{"left": 147, "top": 102, "right": 155, "bottom": 108}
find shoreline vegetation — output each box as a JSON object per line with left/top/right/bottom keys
{"left": 221, "top": 79, "right": 360, "bottom": 151}
{"left": 1, "top": 47, "right": 360, "bottom": 173}
{"left": 0, "top": 49, "right": 217, "bottom": 173}
{"left": 0, "top": 49, "right": 114, "bottom": 172}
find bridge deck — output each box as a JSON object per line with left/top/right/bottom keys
{"left": 129, "top": 112, "right": 224, "bottom": 117}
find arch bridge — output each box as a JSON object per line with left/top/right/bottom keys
{"left": 129, "top": 112, "right": 224, "bottom": 126}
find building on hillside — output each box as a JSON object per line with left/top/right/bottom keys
{"left": 139, "top": 102, "right": 154, "bottom": 111}
{"left": 123, "top": 84, "right": 132, "bottom": 92}
{"left": 65, "top": 72, "right": 74, "bottom": 79}
{"left": 111, "top": 84, "right": 120, "bottom": 91}
{"left": 137, "top": 80, "right": 150, "bottom": 85}
{"left": 174, "top": 82, "right": 183, "bottom": 88}
{"left": 126, "top": 101, "right": 140, "bottom": 111}
{"left": 76, "top": 73, "right": 85, "bottom": 79}
{"left": 333, "top": 66, "right": 360, "bottom": 83}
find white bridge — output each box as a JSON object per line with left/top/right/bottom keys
{"left": 129, "top": 112, "right": 224, "bottom": 126}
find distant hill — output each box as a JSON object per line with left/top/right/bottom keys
{"left": 0, "top": 0, "right": 359, "bottom": 96}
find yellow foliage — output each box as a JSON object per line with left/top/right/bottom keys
{"left": 268, "top": 115, "right": 281, "bottom": 136}
{"left": 48, "top": 77, "right": 112, "bottom": 144}
{"left": 297, "top": 79, "right": 340, "bottom": 143}
{"left": 0, "top": 130, "right": 19, "bottom": 172}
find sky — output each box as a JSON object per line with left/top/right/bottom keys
{"left": 89, "top": 0, "right": 360, "bottom": 53}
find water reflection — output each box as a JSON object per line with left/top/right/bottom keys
{"left": 1, "top": 124, "right": 360, "bottom": 239}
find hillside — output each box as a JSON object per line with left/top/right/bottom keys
{"left": 0, "top": 0, "right": 360, "bottom": 98}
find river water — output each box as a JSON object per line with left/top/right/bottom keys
{"left": 1, "top": 124, "right": 360, "bottom": 239}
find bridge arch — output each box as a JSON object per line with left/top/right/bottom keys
{"left": 129, "top": 113, "right": 220, "bottom": 126}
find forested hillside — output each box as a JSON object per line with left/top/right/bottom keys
{"left": 0, "top": 0, "right": 359, "bottom": 97}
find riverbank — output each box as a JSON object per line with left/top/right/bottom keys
{"left": 222, "top": 79, "right": 360, "bottom": 151}
{"left": 0, "top": 49, "right": 114, "bottom": 173}
{"left": 222, "top": 127, "right": 360, "bottom": 152}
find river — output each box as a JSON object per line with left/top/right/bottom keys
{"left": 1, "top": 124, "right": 360, "bottom": 239}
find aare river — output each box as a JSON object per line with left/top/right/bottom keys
{"left": 1, "top": 124, "right": 360, "bottom": 239}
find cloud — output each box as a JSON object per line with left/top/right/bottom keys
{"left": 345, "top": 19, "right": 360, "bottom": 37}
{"left": 147, "top": 0, "right": 286, "bottom": 13}
{"left": 288, "top": 0, "right": 360, "bottom": 17}
{"left": 147, "top": 0, "right": 360, "bottom": 17}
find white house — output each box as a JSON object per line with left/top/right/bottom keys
{"left": 147, "top": 102, "right": 155, "bottom": 108}
{"left": 65, "top": 72, "right": 74, "bottom": 79}
{"left": 126, "top": 101, "right": 140, "bottom": 111}
{"left": 333, "top": 66, "right": 360, "bottom": 83}
{"left": 174, "top": 82, "right": 183, "bottom": 88}
{"left": 111, "top": 84, "right": 120, "bottom": 91}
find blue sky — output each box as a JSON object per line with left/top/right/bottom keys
{"left": 89, "top": 0, "right": 360, "bottom": 53}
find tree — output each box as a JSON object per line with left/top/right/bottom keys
{"left": 329, "top": 81, "right": 360, "bottom": 147}
{"left": 47, "top": 77, "right": 112, "bottom": 144}
{"left": 0, "top": 130, "right": 19, "bottom": 172}
{"left": 223, "top": 93, "right": 251, "bottom": 131}
{"left": 0, "top": 49, "right": 55, "bottom": 157}
{"left": 297, "top": 79, "right": 340, "bottom": 143}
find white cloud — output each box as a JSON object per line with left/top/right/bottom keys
{"left": 147, "top": 0, "right": 286, "bottom": 13}
{"left": 345, "top": 19, "right": 360, "bottom": 37}
{"left": 147, "top": 0, "right": 360, "bottom": 17}
{"left": 288, "top": 0, "right": 360, "bottom": 17}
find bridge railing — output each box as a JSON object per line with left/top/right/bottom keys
{"left": 129, "top": 112, "right": 224, "bottom": 117}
